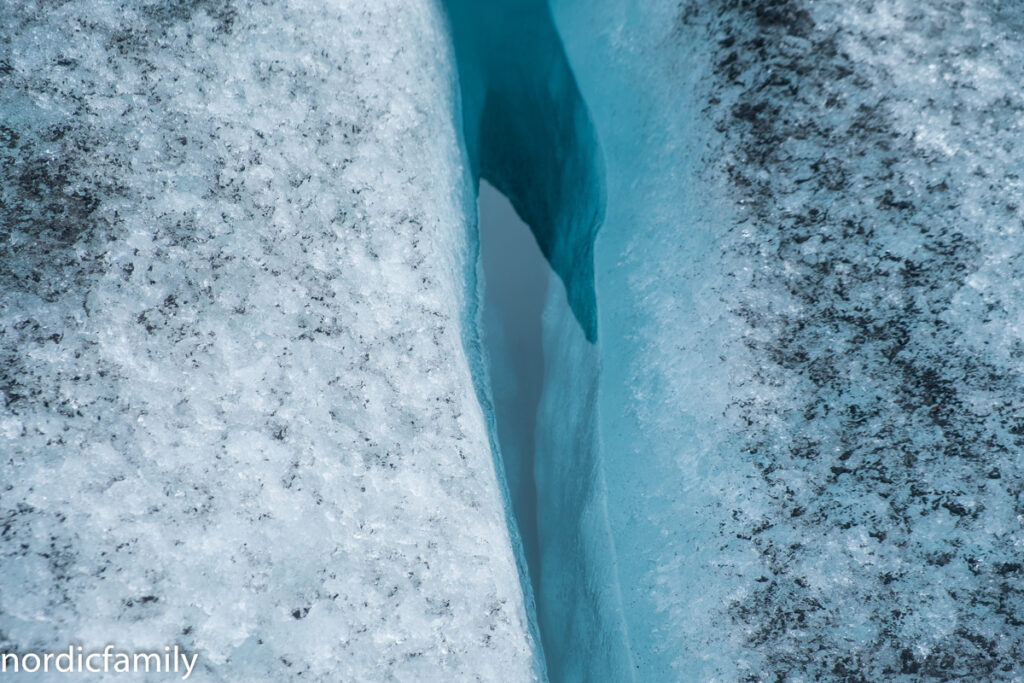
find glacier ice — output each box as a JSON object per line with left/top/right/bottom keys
{"left": 5, "top": 0, "right": 1024, "bottom": 680}
{"left": 545, "top": 0, "right": 1024, "bottom": 679}
{"left": 0, "top": 1, "right": 538, "bottom": 680}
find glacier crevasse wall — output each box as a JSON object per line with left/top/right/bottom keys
{"left": 0, "top": 1, "right": 538, "bottom": 679}
{"left": 551, "top": 0, "right": 1024, "bottom": 679}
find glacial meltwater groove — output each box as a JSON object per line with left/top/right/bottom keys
{"left": 445, "top": 1, "right": 633, "bottom": 680}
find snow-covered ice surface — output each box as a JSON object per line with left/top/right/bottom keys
{"left": 553, "top": 0, "right": 1024, "bottom": 680}
{"left": 0, "top": 1, "right": 538, "bottom": 680}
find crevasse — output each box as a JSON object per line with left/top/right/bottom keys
{"left": 444, "top": 0, "right": 634, "bottom": 680}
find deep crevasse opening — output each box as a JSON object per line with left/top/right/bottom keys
{"left": 477, "top": 180, "right": 548, "bottom": 593}
{"left": 446, "top": 0, "right": 634, "bottom": 680}
{"left": 476, "top": 181, "right": 633, "bottom": 683}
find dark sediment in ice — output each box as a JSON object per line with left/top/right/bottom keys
{"left": 552, "top": 0, "right": 1024, "bottom": 679}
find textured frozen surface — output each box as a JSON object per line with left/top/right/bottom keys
{"left": 0, "top": 1, "right": 536, "bottom": 680}
{"left": 8, "top": 0, "right": 1024, "bottom": 679}
{"left": 553, "top": 0, "right": 1024, "bottom": 680}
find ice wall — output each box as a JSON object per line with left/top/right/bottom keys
{"left": 0, "top": 1, "right": 538, "bottom": 680}
{"left": 551, "top": 0, "right": 1024, "bottom": 679}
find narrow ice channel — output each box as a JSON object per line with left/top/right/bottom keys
{"left": 445, "top": 0, "right": 634, "bottom": 678}
{"left": 477, "top": 180, "right": 549, "bottom": 592}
